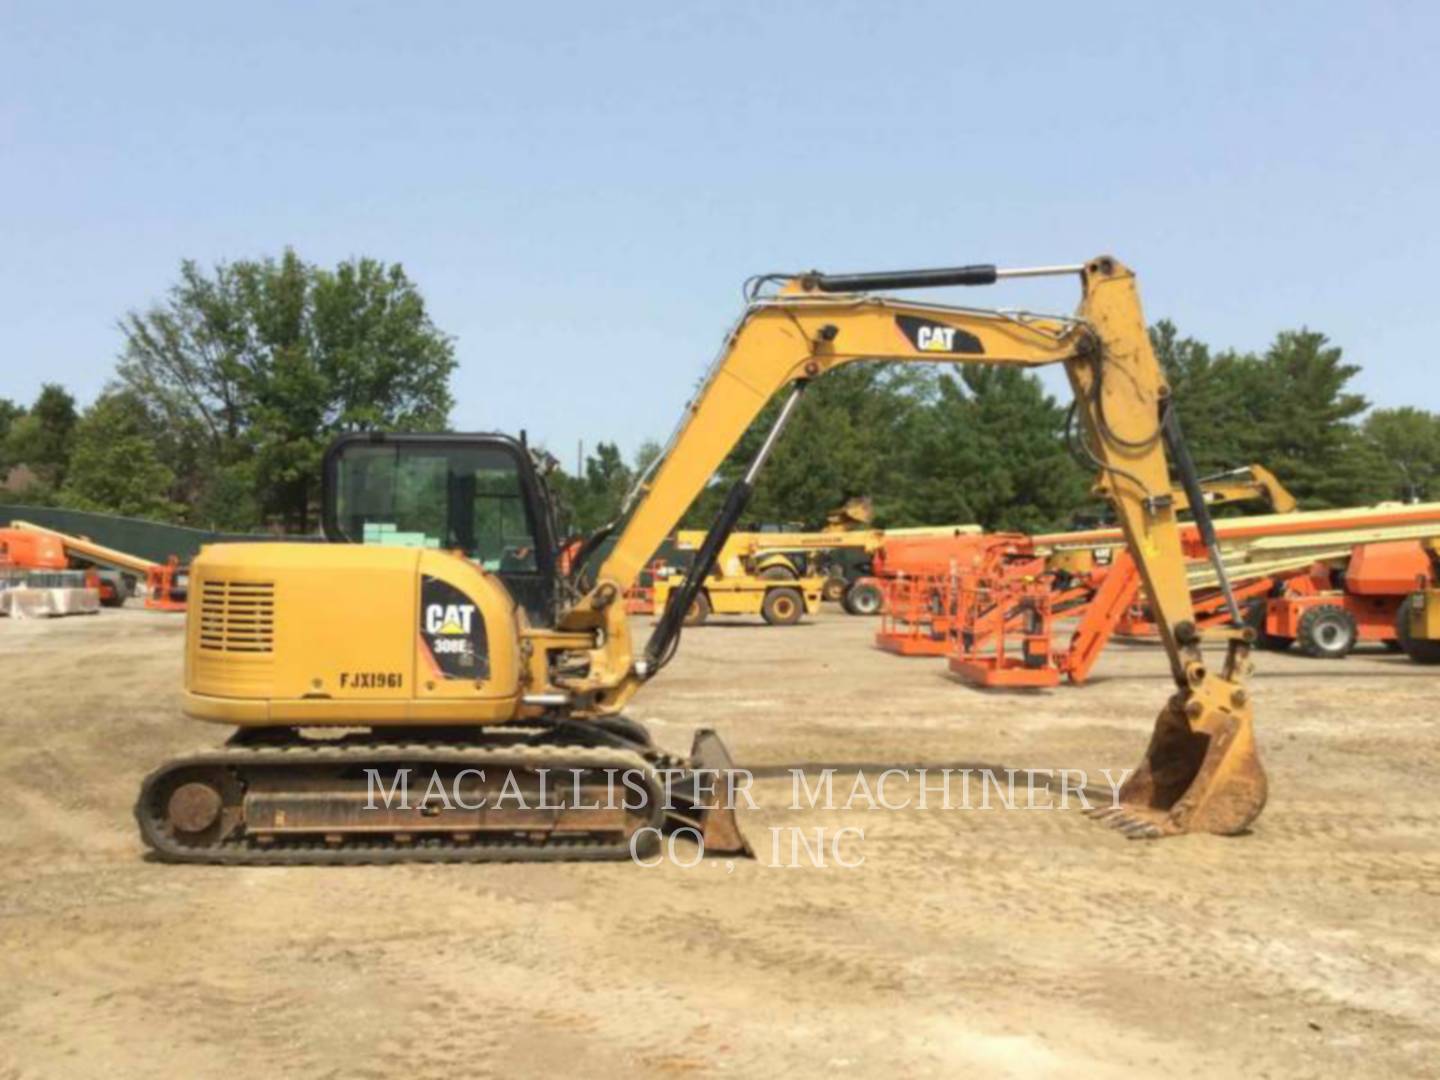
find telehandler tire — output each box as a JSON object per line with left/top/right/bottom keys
{"left": 1297, "top": 603, "right": 1357, "bottom": 659}
{"left": 762, "top": 587, "right": 804, "bottom": 626}
{"left": 683, "top": 592, "right": 712, "bottom": 627}
{"left": 821, "top": 576, "right": 848, "bottom": 603}
{"left": 842, "top": 580, "right": 884, "bottom": 616}
{"left": 1395, "top": 595, "right": 1440, "bottom": 664}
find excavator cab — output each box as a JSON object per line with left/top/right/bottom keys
{"left": 321, "top": 432, "right": 562, "bottom": 624}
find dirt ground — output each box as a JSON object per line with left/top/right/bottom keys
{"left": 1, "top": 604, "right": 1437, "bottom": 1078}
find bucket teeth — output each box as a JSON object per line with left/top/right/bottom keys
{"left": 1118, "top": 819, "right": 1164, "bottom": 840}
{"left": 1084, "top": 805, "right": 1165, "bottom": 840}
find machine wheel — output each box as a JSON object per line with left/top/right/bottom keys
{"left": 1297, "top": 603, "right": 1357, "bottom": 659}
{"left": 1395, "top": 595, "right": 1440, "bottom": 664}
{"left": 821, "top": 576, "right": 848, "bottom": 603}
{"left": 761, "top": 587, "right": 804, "bottom": 626}
{"left": 683, "top": 592, "right": 712, "bottom": 627}
{"left": 842, "top": 580, "right": 884, "bottom": 617}
{"left": 759, "top": 563, "right": 798, "bottom": 581}
{"left": 96, "top": 570, "right": 127, "bottom": 608}
{"left": 1242, "top": 598, "right": 1292, "bottom": 651}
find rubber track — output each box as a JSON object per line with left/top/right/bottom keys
{"left": 135, "top": 740, "right": 667, "bottom": 866}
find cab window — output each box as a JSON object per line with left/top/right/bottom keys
{"left": 332, "top": 444, "right": 539, "bottom": 573}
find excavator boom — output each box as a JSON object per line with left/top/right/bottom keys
{"left": 559, "top": 255, "right": 1266, "bottom": 837}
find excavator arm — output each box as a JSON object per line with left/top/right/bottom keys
{"left": 553, "top": 255, "right": 1266, "bottom": 838}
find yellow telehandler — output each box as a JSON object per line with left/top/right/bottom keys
{"left": 654, "top": 521, "right": 978, "bottom": 625}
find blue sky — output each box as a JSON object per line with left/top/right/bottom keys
{"left": 3, "top": 2, "right": 1437, "bottom": 461}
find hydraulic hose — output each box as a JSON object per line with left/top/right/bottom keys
{"left": 1161, "top": 404, "right": 1244, "bottom": 625}
{"left": 643, "top": 383, "right": 809, "bottom": 672}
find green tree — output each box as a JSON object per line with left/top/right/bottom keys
{"left": 1363, "top": 407, "right": 1440, "bottom": 502}
{"left": 117, "top": 251, "right": 456, "bottom": 531}
{"left": 0, "top": 397, "right": 23, "bottom": 468}
{"left": 899, "top": 367, "right": 1090, "bottom": 531}
{"left": 1248, "top": 330, "right": 1381, "bottom": 508}
{"left": 633, "top": 438, "right": 662, "bottom": 479}
{"left": 689, "top": 364, "right": 934, "bottom": 529}
{"left": 1153, "top": 321, "right": 1386, "bottom": 509}
{"left": 1151, "top": 320, "right": 1263, "bottom": 472}
{"left": 58, "top": 390, "right": 181, "bottom": 520}
{"left": 3, "top": 384, "right": 77, "bottom": 488}
{"left": 551, "top": 441, "right": 645, "bottom": 535}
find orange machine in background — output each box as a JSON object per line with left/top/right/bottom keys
{"left": 144, "top": 557, "right": 189, "bottom": 612}
{"left": 980, "top": 518, "right": 1440, "bottom": 687}
{"left": 0, "top": 528, "right": 67, "bottom": 571}
{"left": 872, "top": 500, "right": 1440, "bottom": 690}
{"left": 1253, "top": 540, "right": 1431, "bottom": 658}
{"left": 871, "top": 533, "right": 1042, "bottom": 655}
{"left": 1, "top": 521, "right": 186, "bottom": 612}
{"left": 947, "top": 578, "right": 1062, "bottom": 688}
{"left": 0, "top": 527, "right": 109, "bottom": 602}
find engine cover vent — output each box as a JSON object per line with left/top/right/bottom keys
{"left": 198, "top": 579, "right": 275, "bottom": 654}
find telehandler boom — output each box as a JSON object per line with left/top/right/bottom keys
{"left": 136, "top": 255, "right": 1267, "bottom": 863}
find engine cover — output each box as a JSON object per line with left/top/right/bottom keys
{"left": 184, "top": 543, "right": 522, "bottom": 727}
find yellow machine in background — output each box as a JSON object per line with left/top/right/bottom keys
{"left": 659, "top": 504, "right": 984, "bottom": 624}
{"left": 136, "top": 255, "right": 1268, "bottom": 864}
{"left": 668, "top": 524, "right": 877, "bottom": 624}
{"left": 656, "top": 519, "right": 981, "bottom": 624}
{"left": 651, "top": 561, "right": 824, "bottom": 626}
{"left": 1045, "top": 464, "right": 1298, "bottom": 579}
{"left": 1189, "top": 464, "right": 1296, "bottom": 515}
{"left": 1400, "top": 538, "right": 1440, "bottom": 663}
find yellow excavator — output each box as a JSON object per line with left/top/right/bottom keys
{"left": 136, "top": 255, "right": 1267, "bottom": 863}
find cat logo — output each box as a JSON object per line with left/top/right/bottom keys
{"left": 916, "top": 325, "right": 959, "bottom": 351}
{"left": 894, "top": 314, "right": 984, "bottom": 355}
{"left": 425, "top": 602, "right": 477, "bottom": 636}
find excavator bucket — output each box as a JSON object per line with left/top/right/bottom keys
{"left": 1092, "top": 658, "right": 1268, "bottom": 838}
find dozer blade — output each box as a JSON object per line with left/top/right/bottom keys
{"left": 661, "top": 728, "right": 754, "bottom": 858}
{"left": 1091, "top": 680, "right": 1268, "bottom": 839}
